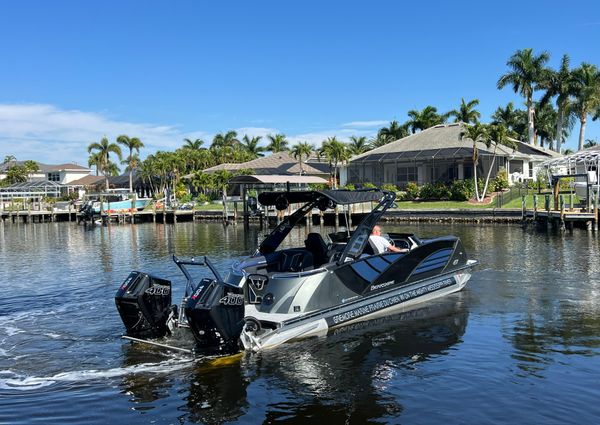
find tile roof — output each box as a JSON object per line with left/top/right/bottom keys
{"left": 202, "top": 152, "right": 328, "bottom": 176}
{"left": 0, "top": 161, "right": 90, "bottom": 172}
{"left": 67, "top": 175, "right": 104, "bottom": 186}
{"left": 349, "top": 123, "right": 562, "bottom": 163}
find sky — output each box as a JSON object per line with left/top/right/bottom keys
{"left": 1, "top": 0, "right": 599, "bottom": 168}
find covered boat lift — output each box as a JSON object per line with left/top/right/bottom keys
{"left": 531, "top": 147, "right": 600, "bottom": 230}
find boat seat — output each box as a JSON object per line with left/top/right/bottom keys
{"left": 304, "top": 233, "right": 330, "bottom": 268}
{"left": 363, "top": 240, "right": 375, "bottom": 256}
{"left": 279, "top": 249, "right": 314, "bottom": 272}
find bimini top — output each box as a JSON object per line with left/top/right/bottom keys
{"left": 258, "top": 189, "right": 385, "bottom": 207}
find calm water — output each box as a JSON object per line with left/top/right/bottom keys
{"left": 1, "top": 220, "right": 599, "bottom": 424}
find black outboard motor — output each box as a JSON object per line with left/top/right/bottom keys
{"left": 115, "top": 271, "right": 172, "bottom": 339}
{"left": 185, "top": 278, "right": 244, "bottom": 354}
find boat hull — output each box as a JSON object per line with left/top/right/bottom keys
{"left": 240, "top": 260, "right": 475, "bottom": 351}
{"left": 93, "top": 199, "right": 150, "bottom": 213}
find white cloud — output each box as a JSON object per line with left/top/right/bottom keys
{"left": 341, "top": 120, "right": 388, "bottom": 128}
{"left": 0, "top": 103, "right": 184, "bottom": 166}
{"left": 0, "top": 103, "right": 382, "bottom": 166}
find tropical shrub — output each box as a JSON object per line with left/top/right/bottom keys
{"left": 404, "top": 182, "right": 420, "bottom": 200}
{"left": 178, "top": 193, "right": 193, "bottom": 204}
{"left": 195, "top": 193, "right": 211, "bottom": 203}
{"left": 558, "top": 176, "right": 573, "bottom": 191}
{"left": 449, "top": 179, "right": 475, "bottom": 201}
{"left": 396, "top": 191, "right": 408, "bottom": 201}
{"left": 380, "top": 183, "right": 398, "bottom": 193}
{"left": 419, "top": 182, "right": 451, "bottom": 200}
{"left": 492, "top": 169, "right": 509, "bottom": 192}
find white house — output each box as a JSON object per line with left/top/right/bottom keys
{"left": 0, "top": 161, "right": 91, "bottom": 184}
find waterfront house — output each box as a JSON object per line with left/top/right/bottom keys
{"left": 0, "top": 161, "right": 91, "bottom": 184}
{"left": 0, "top": 162, "right": 92, "bottom": 205}
{"left": 341, "top": 123, "right": 561, "bottom": 188}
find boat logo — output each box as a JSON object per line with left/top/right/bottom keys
{"left": 219, "top": 293, "right": 244, "bottom": 306}
{"left": 248, "top": 274, "right": 268, "bottom": 291}
{"left": 370, "top": 280, "right": 395, "bottom": 291}
{"left": 145, "top": 285, "right": 170, "bottom": 296}
{"left": 248, "top": 274, "right": 268, "bottom": 304}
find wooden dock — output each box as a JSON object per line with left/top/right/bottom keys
{"left": 522, "top": 194, "right": 598, "bottom": 231}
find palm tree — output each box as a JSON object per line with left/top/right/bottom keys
{"left": 538, "top": 54, "right": 576, "bottom": 151}
{"left": 117, "top": 135, "right": 144, "bottom": 192}
{"left": 211, "top": 131, "right": 239, "bottom": 149}
{"left": 88, "top": 152, "right": 103, "bottom": 176}
{"left": 3, "top": 155, "right": 16, "bottom": 164}
{"left": 497, "top": 48, "right": 550, "bottom": 145}
{"left": 348, "top": 136, "right": 371, "bottom": 155}
{"left": 480, "top": 124, "right": 517, "bottom": 198}
{"left": 584, "top": 138, "right": 598, "bottom": 149}
{"left": 266, "top": 133, "right": 289, "bottom": 153}
{"left": 290, "top": 142, "right": 313, "bottom": 175}
{"left": 572, "top": 63, "right": 600, "bottom": 150}
{"left": 378, "top": 120, "right": 409, "bottom": 144}
{"left": 533, "top": 102, "right": 558, "bottom": 149}
{"left": 241, "top": 135, "right": 265, "bottom": 158}
{"left": 491, "top": 102, "right": 520, "bottom": 132}
{"left": 318, "top": 137, "right": 349, "bottom": 189}
{"left": 448, "top": 98, "right": 481, "bottom": 124}
{"left": 406, "top": 106, "right": 447, "bottom": 133}
{"left": 460, "top": 123, "right": 489, "bottom": 201}
{"left": 183, "top": 138, "right": 205, "bottom": 150}
{"left": 87, "top": 137, "right": 123, "bottom": 190}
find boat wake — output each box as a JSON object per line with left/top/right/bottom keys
{"left": 0, "top": 357, "right": 194, "bottom": 391}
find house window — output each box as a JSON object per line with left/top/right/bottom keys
{"left": 373, "top": 166, "right": 383, "bottom": 185}
{"left": 347, "top": 165, "right": 361, "bottom": 184}
{"left": 463, "top": 165, "right": 473, "bottom": 179}
{"left": 396, "top": 166, "right": 418, "bottom": 186}
{"left": 48, "top": 172, "right": 60, "bottom": 182}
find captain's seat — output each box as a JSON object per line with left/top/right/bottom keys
{"left": 304, "top": 233, "right": 330, "bottom": 267}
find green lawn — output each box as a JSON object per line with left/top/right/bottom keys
{"left": 147, "top": 193, "right": 581, "bottom": 213}
{"left": 392, "top": 200, "right": 494, "bottom": 210}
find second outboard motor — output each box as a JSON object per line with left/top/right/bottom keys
{"left": 115, "top": 271, "right": 172, "bottom": 339}
{"left": 185, "top": 278, "right": 244, "bottom": 354}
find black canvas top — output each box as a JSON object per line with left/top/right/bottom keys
{"left": 257, "top": 189, "right": 384, "bottom": 206}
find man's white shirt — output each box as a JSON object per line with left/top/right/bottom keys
{"left": 369, "top": 235, "right": 391, "bottom": 254}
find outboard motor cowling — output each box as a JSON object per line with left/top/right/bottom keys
{"left": 185, "top": 278, "right": 244, "bottom": 354}
{"left": 115, "top": 271, "right": 172, "bottom": 338}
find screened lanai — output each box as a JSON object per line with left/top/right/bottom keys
{"left": 0, "top": 180, "right": 66, "bottom": 202}
{"left": 343, "top": 123, "right": 560, "bottom": 188}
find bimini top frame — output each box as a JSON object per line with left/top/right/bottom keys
{"left": 255, "top": 189, "right": 395, "bottom": 262}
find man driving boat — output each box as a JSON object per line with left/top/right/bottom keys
{"left": 369, "top": 225, "right": 409, "bottom": 254}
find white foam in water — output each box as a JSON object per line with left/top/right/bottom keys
{"left": 0, "top": 358, "right": 194, "bottom": 391}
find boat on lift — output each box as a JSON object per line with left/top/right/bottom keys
{"left": 115, "top": 189, "right": 477, "bottom": 353}
{"left": 79, "top": 189, "right": 150, "bottom": 220}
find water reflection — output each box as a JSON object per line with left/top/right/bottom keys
{"left": 244, "top": 296, "right": 467, "bottom": 424}
{"left": 115, "top": 294, "right": 468, "bottom": 423}
{"left": 2, "top": 221, "right": 600, "bottom": 424}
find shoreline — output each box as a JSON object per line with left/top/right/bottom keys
{"left": 1, "top": 208, "right": 525, "bottom": 225}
